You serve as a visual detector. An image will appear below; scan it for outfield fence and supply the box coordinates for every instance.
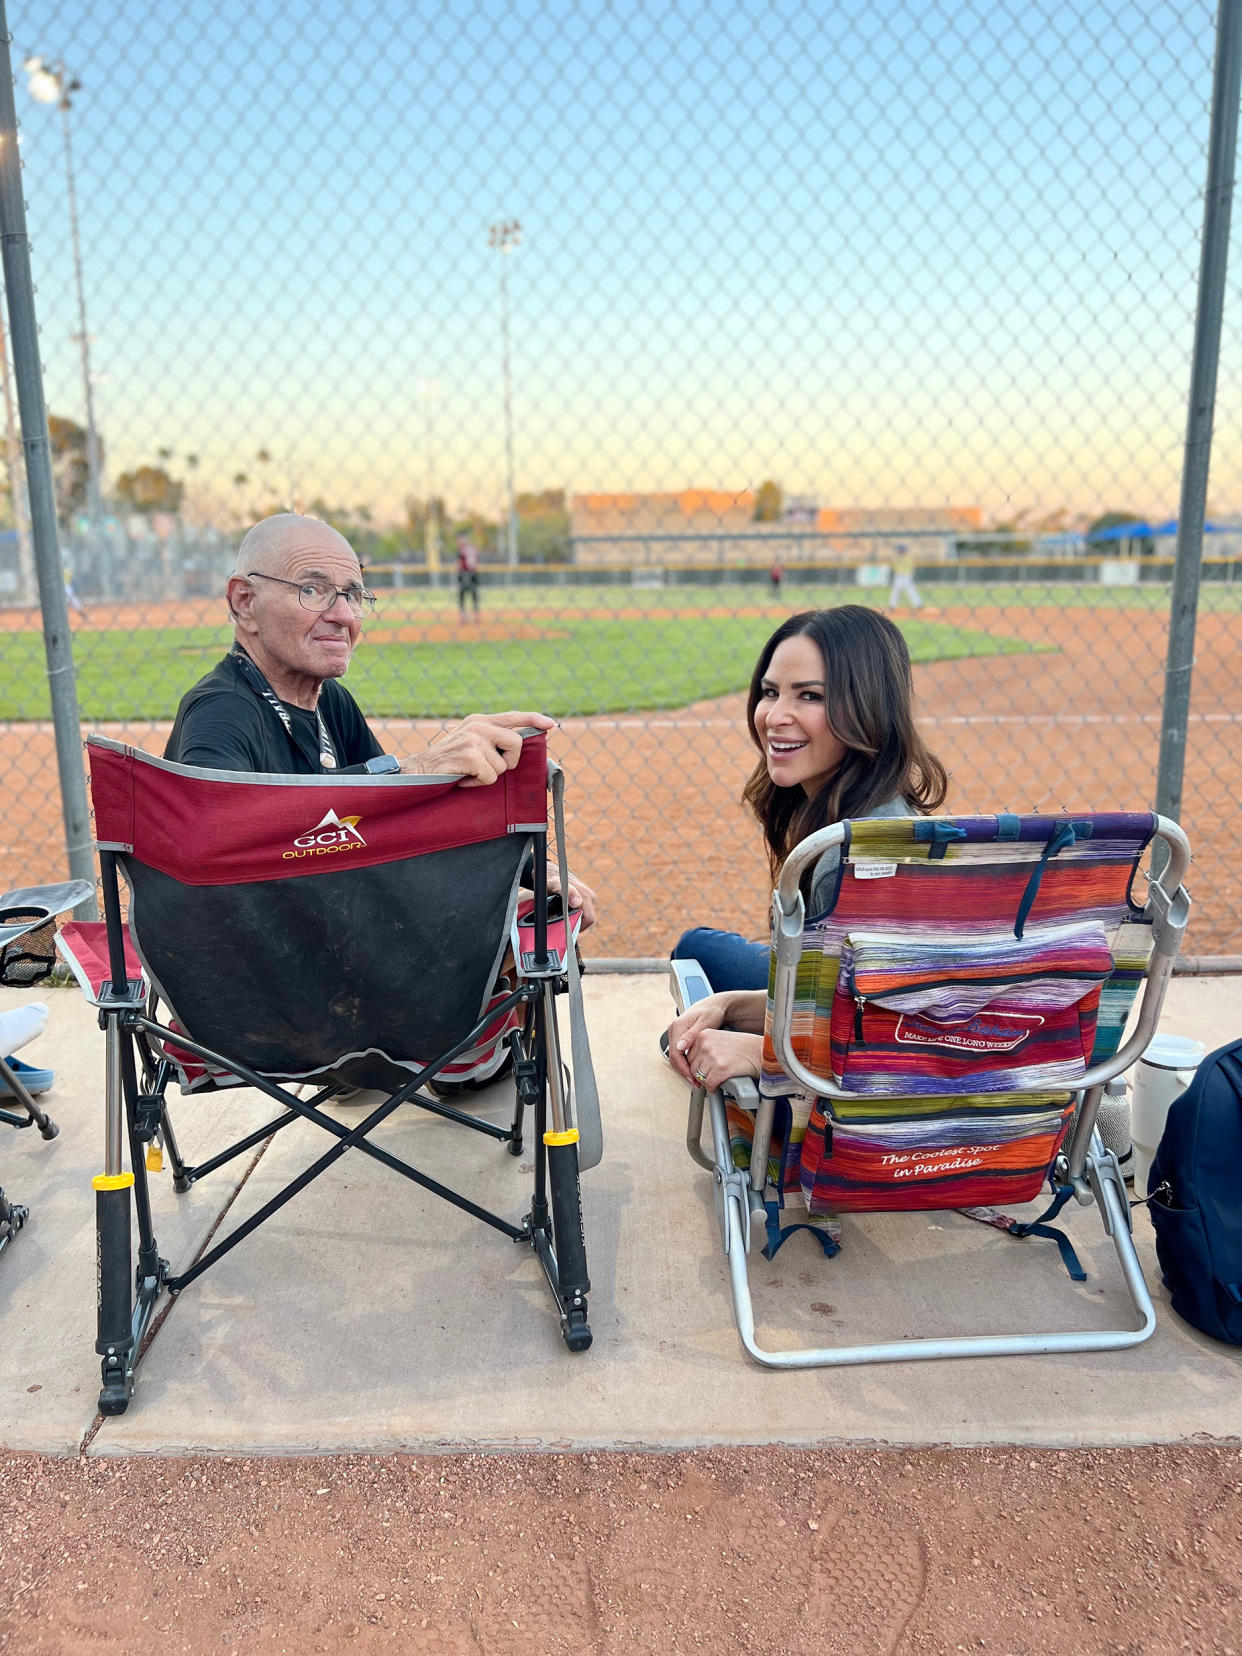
[1,1,1241,961]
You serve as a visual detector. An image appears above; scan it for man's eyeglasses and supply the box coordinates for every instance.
[247,571,376,616]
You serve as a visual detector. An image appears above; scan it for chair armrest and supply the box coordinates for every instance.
[669,959,762,1108]
[668,957,714,1015]
[723,1076,761,1109]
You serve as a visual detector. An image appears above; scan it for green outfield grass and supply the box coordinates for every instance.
[0,612,1040,721]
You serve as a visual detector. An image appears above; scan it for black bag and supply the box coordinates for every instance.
[0,911,56,986]
[1148,1038,1242,1344]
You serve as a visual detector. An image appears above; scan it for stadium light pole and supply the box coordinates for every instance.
[23,55,109,595]
[488,218,521,567]
[417,377,441,583]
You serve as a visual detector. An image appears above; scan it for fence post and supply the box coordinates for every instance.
[0,7,96,909]
[1156,0,1242,843]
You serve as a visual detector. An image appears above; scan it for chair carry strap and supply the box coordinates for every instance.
[762,1200,841,1261]
[1013,822,1079,938]
[1007,1184,1087,1281]
[550,763,603,1170]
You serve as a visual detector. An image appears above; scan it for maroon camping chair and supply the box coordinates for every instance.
[59,732,600,1415]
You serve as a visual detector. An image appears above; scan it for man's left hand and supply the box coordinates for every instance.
[546,863,597,930]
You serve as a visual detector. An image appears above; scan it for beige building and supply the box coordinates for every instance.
[569,490,981,567]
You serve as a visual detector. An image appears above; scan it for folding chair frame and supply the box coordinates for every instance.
[91,830,592,1417]
[0,880,94,1253]
[0,1052,59,1140]
[676,814,1192,1370]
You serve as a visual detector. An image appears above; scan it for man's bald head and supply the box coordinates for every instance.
[231,514,357,580]
[226,514,365,702]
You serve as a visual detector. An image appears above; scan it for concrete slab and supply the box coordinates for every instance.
[2,971,1239,1457]
[51,972,1234,1457]
[0,984,287,1452]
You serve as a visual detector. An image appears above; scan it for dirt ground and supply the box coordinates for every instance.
[1,1443,1239,1654]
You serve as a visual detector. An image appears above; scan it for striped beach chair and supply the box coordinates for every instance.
[675,811,1190,1368]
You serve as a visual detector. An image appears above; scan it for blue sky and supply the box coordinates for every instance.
[8,0,1232,527]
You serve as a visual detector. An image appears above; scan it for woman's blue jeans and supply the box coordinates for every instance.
[670,927,769,994]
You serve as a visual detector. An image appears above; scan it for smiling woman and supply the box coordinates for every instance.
[664,606,948,1093]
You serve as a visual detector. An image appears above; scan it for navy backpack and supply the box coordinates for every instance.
[1147,1037,1242,1345]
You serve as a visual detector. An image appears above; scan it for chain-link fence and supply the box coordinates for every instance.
[2,1,1240,960]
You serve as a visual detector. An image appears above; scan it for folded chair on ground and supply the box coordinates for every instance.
[58,733,600,1414]
[0,881,94,1254]
[673,812,1190,1369]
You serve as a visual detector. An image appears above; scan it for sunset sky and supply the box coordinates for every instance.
[10,0,1236,530]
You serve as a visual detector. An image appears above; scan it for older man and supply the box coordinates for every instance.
[166,512,595,919]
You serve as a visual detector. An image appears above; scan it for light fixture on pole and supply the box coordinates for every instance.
[22,55,108,593]
[488,218,522,567]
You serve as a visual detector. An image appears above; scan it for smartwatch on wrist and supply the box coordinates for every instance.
[363,754,400,775]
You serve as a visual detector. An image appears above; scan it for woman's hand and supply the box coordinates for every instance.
[667,988,768,1087]
[681,1028,764,1093]
[665,995,728,1082]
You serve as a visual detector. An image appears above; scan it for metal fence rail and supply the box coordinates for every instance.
[1,0,1239,961]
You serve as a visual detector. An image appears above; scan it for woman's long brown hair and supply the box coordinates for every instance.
[741,605,948,881]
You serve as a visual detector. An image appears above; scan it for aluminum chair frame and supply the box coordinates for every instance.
[676,813,1191,1369]
[0,881,94,1254]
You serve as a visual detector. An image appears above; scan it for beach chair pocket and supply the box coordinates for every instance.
[829,921,1113,1095]
[801,1096,1077,1213]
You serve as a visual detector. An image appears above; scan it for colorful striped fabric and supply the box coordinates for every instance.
[829,919,1113,1096]
[799,1101,1078,1212]
[751,812,1157,1219]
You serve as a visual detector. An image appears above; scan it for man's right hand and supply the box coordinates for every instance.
[401,710,556,788]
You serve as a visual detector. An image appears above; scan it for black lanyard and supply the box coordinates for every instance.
[229,647,339,771]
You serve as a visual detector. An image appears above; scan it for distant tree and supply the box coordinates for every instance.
[405,494,446,536]
[1085,510,1154,557]
[48,413,105,522]
[115,465,184,514]
[963,518,1033,558]
[449,510,498,558]
[753,479,783,522]
[516,488,569,563]
[306,498,382,562]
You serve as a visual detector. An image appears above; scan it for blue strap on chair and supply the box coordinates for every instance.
[763,1200,841,1261]
[1013,822,1079,937]
[914,820,968,860]
[1008,1184,1087,1281]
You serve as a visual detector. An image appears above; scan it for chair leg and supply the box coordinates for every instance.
[0,1054,58,1139]
[546,1136,591,1350]
[0,1184,28,1255]
[525,982,592,1351]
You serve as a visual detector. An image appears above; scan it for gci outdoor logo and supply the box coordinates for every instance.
[283,809,367,860]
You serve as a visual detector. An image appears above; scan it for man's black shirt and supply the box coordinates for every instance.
[164,653,384,774]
